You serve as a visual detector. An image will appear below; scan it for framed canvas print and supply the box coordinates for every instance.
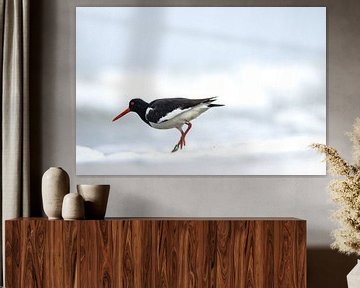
[76,6,326,175]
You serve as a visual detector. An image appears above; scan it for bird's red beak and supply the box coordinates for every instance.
[112,108,131,122]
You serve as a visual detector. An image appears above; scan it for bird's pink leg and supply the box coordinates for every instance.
[172,123,192,153]
[172,127,185,152]
[182,122,192,146]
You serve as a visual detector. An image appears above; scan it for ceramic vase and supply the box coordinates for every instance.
[62,192,85,220]
[77,184,110,219]
[347,259,360,288]
[42,167,70,219]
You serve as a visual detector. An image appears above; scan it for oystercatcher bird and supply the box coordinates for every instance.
[112,97,224,152]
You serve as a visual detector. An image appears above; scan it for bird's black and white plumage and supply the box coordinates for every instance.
[112,97,224,152]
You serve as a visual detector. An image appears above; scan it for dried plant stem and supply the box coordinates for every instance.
[310,143,357,176]
[349,118,360,166]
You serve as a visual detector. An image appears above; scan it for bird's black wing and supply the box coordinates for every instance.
[145,97,217,123]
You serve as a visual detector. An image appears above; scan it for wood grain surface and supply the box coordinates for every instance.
[5,218,306,287]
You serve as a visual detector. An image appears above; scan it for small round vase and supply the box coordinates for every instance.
[62,192,85,220]
[42,167,70,219]
[77,184,110,219]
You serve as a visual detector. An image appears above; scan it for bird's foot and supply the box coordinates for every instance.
[171,143,180,153]
[171,136,187,153]
[171,139,185,153]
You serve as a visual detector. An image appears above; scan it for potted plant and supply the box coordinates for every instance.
[311,118,360,287]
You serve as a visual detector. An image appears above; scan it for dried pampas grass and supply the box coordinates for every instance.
[311,118,360,256]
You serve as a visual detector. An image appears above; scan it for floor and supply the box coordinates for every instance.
[308,248,357,288]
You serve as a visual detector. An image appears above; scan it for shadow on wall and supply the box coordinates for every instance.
[308,248,357,288]
[108,192,183,217]
[29,0,47,216]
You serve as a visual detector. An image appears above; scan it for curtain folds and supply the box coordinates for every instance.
[0,0,30,284]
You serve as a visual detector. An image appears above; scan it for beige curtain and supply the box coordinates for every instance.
[0,0,30,284]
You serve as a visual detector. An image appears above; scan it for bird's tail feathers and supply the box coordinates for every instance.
[204,96,218,103]
[208,103,225,107]
[204,96,224,107]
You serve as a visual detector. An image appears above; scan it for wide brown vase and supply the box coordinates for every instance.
[77,184,110,219]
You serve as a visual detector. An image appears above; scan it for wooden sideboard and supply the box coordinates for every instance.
[5,218,306,287]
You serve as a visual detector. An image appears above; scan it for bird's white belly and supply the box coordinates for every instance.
[150,106,209,129]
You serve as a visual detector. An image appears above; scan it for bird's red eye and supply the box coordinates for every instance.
[130,101,134,106]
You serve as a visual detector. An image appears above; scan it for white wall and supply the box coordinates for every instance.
[30,0,360,247]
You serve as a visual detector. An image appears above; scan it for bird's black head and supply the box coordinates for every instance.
[128,98,148,112]
[112,98,149,123]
